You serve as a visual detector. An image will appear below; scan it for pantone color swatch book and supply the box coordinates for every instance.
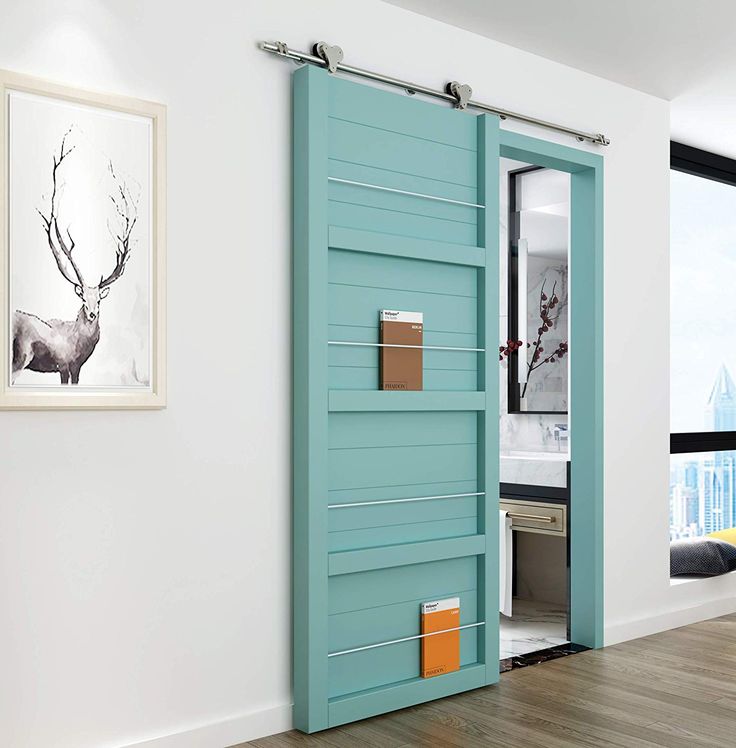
[420,596,460,678]
[379,309,423,390]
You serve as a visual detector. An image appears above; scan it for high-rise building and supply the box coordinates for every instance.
[701,452,736,533]
[705,364,736,431]
[671,484,699,531]
[701,365,736,533]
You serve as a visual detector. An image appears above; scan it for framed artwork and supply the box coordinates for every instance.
[0,70,166,409]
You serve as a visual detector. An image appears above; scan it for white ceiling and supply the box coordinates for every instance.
[384,0,736,158]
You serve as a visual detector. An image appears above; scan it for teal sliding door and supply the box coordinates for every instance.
[293,64,604,734]
[293,64,500,733]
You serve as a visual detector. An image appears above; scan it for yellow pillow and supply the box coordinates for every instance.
[707,528,736,545]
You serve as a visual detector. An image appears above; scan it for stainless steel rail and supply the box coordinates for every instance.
[328,341,485,352]
[328,177,485,209]
[328,491,484,510]
[260,40,610,146]
[328,622,486,658]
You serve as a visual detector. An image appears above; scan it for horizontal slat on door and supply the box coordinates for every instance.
[329,535,486,576]
[328,117,477,188]
[328,176,477,223]
[328,161,479,207]
[329,367,478,391]
[328,479,479,510]
[328,226,485,267]
[330,248,477,297]
[328,391,485,412]
[328,664,486,728]
[328,516,478,552]
[329,496,479,531]
[329,589,478,654]
[329,411,476,449]
[328,75,478,150]
[330,201,478,244]
[329,284,477,332]
[328,556,477,615]
[329,443,476,492]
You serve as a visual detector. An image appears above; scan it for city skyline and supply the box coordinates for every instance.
[670,363,736,539]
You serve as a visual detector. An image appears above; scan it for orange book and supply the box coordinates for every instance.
[420,596,460,678]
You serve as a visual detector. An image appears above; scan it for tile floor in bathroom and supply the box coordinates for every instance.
[499,597,568,659]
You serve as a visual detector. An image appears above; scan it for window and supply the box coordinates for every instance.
[670,143,736,539]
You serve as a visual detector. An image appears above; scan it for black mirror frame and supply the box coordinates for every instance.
[507,164,568,415]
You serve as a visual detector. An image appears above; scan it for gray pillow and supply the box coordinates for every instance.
[670,538,736,576]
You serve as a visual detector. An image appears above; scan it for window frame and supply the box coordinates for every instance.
[670,141,736,455]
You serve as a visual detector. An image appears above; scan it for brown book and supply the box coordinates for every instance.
[379,310,423,391]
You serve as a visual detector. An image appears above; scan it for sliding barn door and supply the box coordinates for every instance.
[293,64,500,733]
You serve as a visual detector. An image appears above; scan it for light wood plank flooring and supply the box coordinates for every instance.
[241,613,736,747]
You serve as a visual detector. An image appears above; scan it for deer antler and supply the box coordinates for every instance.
[37,128,86,288]
[100,160,138,289]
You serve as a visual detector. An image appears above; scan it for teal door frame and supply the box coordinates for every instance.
[501,131,605,648]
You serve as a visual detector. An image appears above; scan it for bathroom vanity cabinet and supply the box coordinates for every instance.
[500,498,566,537]
[500,488,570,646]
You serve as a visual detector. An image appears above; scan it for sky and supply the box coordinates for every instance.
[670,169,736,432]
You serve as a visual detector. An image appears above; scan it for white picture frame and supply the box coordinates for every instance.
[0,70,166,409]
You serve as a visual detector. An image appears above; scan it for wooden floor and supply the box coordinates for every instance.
[242,614,736,747]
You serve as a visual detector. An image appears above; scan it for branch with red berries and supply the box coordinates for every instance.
[500,279,568,399]
[499,338,523,362]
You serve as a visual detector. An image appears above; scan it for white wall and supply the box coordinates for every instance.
[0,1,728,746]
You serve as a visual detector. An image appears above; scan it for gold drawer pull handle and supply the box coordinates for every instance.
[507,512,556,523]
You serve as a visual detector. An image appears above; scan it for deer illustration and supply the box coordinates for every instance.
[12,130,137,385]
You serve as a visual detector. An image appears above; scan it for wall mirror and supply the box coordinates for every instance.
[507,166,570,414]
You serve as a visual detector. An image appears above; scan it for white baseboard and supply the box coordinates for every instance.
[605,597,736,646]
[120,703,293,748]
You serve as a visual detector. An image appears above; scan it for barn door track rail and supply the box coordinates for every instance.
[260,40,610,146]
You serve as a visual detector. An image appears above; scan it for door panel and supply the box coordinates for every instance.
[293,63,499,732]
